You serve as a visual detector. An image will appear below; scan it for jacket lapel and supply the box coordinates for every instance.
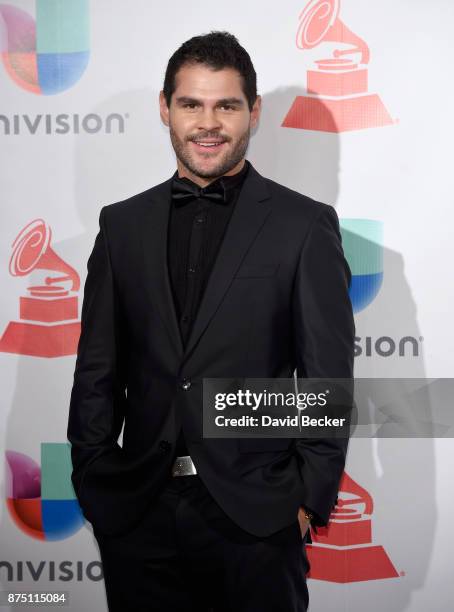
[139,177,185,359]
[183,164,272,362]
[139,163,272,364]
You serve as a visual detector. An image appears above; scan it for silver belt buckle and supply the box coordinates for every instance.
[171,455,197,477]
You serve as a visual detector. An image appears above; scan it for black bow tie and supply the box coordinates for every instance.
[171,176,227,206]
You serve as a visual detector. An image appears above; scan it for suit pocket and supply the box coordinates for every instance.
[234,263,280,278]
[238,437,292,452]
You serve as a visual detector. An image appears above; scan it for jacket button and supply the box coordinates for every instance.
[159,440,171,453]
[181,379,191,390]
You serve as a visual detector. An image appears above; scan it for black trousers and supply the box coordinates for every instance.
[94,474,310,611]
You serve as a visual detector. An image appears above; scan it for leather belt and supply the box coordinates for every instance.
[171,455,197,477]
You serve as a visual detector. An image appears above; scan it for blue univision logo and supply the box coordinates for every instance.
[340,219,383,313]
[6,443,84,541]
[0,0,90,95]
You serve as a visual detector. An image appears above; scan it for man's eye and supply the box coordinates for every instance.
[220,105,234,111]
[183,103,198,109]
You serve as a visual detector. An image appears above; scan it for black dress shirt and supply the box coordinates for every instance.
[167,160,250,458]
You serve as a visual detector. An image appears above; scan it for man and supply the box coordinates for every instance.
[68,31,354,612]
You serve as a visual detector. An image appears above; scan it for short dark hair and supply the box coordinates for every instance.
[163,31,257,111]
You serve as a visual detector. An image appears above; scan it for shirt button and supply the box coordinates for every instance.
[181,379,191,390]
[188,267,196,273]
[196,217,204,223]
[159,440,171,453]
[182,315,189,323]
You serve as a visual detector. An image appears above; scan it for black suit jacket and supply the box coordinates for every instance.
[67,162,355,538]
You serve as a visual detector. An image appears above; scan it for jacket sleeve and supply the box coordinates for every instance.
[67,206,127,521]
[292,204,355,527]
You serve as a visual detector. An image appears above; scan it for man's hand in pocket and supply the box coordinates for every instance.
[297,506,311,538]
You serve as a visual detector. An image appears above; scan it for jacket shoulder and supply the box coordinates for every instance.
[100,177,172,220]
[262,175,333,220]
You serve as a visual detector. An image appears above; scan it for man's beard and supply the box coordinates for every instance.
[169,125,250,180]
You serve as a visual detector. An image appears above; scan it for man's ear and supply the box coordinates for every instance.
[250,94,262,130]
[159,91,170,126]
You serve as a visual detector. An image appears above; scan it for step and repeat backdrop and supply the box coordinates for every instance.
[1,1,453,611]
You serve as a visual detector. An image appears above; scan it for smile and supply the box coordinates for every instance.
[191,141,226,150]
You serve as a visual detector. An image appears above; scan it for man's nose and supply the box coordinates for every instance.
[197,108,222,131]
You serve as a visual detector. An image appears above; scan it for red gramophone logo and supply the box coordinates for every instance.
[307,472,399,582]
[282,0,394,132]
[0,219,81,357]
